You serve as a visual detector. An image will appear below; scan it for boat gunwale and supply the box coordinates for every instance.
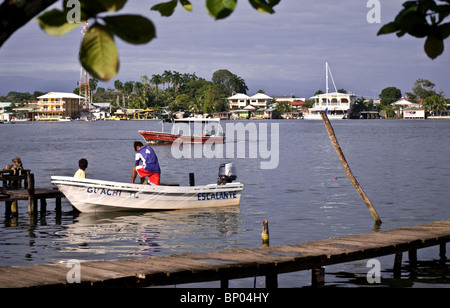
[50,176,244,194]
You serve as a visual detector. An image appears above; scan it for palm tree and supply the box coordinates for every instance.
[423,95,447,116]
[162,70,172,90]
[114,80,123,92]
[151,74,162,94]
[89,78,98,103]
[172,71,182,92]
[114,80,123,106]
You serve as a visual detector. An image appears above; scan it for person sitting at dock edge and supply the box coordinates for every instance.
[131,141,161,185]
[74,158,88,178]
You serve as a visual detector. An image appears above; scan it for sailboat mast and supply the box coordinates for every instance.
[326,62,329,95]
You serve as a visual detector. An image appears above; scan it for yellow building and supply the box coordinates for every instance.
[36,92,84,121]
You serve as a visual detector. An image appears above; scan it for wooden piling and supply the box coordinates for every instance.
[189,173,195,186]
[320,111,382,225]
[27,173,36,214]
[439,243,446,264]
[261,219,269,247]
[408,249,417,269]
[393,252,403,278]
[260,219,277,287]
[11,201,18,216]
[311,267,325,287]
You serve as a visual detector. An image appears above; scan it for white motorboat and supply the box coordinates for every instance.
[51,164,243,213]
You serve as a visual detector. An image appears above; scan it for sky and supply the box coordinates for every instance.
[0,0,449,99]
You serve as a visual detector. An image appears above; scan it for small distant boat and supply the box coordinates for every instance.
[13,118,29,123]
[58,117,72,122]
[139,118,225,144]
[51,163,243,213]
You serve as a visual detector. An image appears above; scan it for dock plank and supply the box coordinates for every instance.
[0,220,449,288]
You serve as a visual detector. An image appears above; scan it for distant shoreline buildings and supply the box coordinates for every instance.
[1,91,450,122]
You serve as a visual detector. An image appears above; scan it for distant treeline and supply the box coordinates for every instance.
[1,69,251,114]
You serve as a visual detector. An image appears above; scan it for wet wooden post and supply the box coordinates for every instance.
[262,220,277,288]
[320,111,382,225]
[262,219,269,247]
[40,198,47,213]
[189,173,195,186]
[5,201,12,217]
[311,267,325,287]
[393,252,403,279]
[220,279,229,288]
[11,200,18,216]
[55,196,62,214]
[408,249,417,270]
[27,173,37,214]
[439,243,446,264]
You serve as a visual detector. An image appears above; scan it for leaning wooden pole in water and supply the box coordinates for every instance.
[320,111,382,225]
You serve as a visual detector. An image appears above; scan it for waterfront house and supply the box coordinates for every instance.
[392,98,420,108]
[0,102,12,112]
[273,97,306,109]
[307,91,356,118]
[228,93,273,110]
[403,107,425,119]
[0,102,13,122]
[249,93,272,109]
[36,92,84,121]
[228,93,250,110]
[393,98,422,118]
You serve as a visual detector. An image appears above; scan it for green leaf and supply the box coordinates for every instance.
[248,0,275,14]
[206,0,237,20]
[180,0,193,12]
[151,0,178,17]
[439,22,450,39]
[104,15,156,44]
[377,22,398,35]
[36,9,81,36]
[424,35,444,59]
[79,24,119,81]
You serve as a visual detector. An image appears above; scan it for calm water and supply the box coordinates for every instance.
[0,119,449,288]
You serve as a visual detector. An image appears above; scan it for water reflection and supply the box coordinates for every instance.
[1,120,449,287]
[51,207,242,261]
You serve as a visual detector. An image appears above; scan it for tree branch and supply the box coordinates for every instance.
[0,0,58,47]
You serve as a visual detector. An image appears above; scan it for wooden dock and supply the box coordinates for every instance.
[0,169,63,216]
[0,220,448,288]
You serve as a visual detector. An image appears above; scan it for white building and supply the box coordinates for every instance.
[403,108,425,119]
[0,102,13,122]
[228,93,250,109]
[249,93,273,108]
[228,93,273,110]
[306,92,357,119]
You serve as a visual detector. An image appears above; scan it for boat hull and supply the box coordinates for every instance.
[303,114,346,120]
[139,130,225,144]
[51,176,243,213]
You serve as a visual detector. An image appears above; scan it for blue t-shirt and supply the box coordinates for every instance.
[135,146,161,173]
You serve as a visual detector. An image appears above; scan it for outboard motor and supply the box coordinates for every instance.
[218,163,237,185]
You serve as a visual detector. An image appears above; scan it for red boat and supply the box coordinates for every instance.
[139,118,225,144]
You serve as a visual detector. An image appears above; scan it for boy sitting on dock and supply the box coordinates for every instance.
[131,141,161,185]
